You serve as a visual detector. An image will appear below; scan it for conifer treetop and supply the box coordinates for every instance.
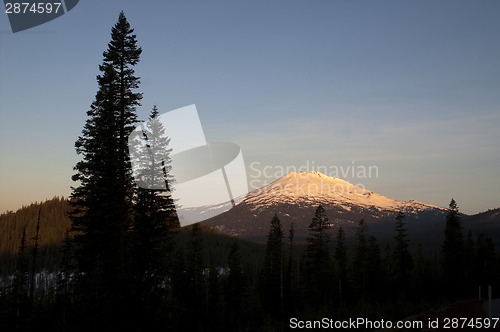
[104,11,142,68]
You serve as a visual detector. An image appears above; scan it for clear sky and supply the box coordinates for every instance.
[1,1,499,215]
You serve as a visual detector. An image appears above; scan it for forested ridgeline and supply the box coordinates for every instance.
[0,197,264,277]
[0,197,70,274]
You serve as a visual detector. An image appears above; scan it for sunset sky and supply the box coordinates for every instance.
[1,1,499,214]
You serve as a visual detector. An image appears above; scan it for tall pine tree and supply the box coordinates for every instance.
[442,198,464,297]
[303,205,333,308]
[284,222,297,315]
[392,211,413,297]
[69,11,142,328]
[259,214,284,316]
[11,226,29,330]
[130,105,179,328]
[352,219,368,301]
[334,226,349,301]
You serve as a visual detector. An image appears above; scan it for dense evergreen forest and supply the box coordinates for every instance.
[1,196,499,331]
[0,197,70,274]
[1,12,499,331]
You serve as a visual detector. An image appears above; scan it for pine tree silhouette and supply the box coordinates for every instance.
[442,199,464,297]
[259,214,284,317]
[303,205,333,308]
[69,11,142,328]
[392,211,413,297]
[130,105,179,328]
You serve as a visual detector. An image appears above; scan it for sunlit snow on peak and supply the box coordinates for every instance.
[244,170,443,213]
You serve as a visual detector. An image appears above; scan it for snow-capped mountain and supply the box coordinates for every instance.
[243,171,442,214]
[196,171,447,239]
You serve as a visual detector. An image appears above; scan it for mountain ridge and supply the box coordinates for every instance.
[242,171,444,213]
[199,171,449,239]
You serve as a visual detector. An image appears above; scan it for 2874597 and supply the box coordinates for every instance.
[5,2,62,14]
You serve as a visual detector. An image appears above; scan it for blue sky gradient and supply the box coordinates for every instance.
[1,1,499,214]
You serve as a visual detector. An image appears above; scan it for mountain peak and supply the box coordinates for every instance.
[243,170,443,214]
[253,170,362,200]
[201,170,447,239]
[287,171,335,179]
[272,170,353,191]
[194,170,450,239]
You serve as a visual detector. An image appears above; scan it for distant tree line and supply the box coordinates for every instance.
[254,201,500,330]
